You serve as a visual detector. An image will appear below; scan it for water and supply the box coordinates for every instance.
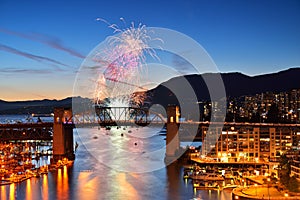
[0,115,232,200]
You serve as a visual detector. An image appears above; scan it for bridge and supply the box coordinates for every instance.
[1,105,300,164]
[0,122,53,141]
[2,119,299,141]
[81,106,167,126]
[0,106,167,140]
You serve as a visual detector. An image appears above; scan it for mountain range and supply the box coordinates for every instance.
[0,98,73,115]
[1,68,300,114]
[148,67,300,107]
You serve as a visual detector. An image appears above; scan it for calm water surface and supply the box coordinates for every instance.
[0,116,232,200]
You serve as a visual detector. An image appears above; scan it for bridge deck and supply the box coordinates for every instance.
[0,122,54,141]
[0,122,53,128]
[1,121,299,141]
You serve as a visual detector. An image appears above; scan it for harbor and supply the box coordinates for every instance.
[1,109,300,199]
[0,121,232,199]
[179,147,300,199]
[0,140,72,186]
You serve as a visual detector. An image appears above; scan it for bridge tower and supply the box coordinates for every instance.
[165,105,180,163]
[53,107,75,162]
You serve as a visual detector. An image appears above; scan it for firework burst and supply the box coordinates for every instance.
[93,19,160,107]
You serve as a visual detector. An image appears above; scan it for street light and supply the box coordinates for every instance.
[284,193,289,197]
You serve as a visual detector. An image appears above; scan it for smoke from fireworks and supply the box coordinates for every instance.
[93,19,160,107]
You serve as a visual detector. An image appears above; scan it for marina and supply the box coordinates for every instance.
[1,110,300,199]
[0,117,232,199]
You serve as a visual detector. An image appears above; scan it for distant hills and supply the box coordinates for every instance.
[1,68,300,114]
[148,67,300,107]
[0,97,73,114]
[220,67,300,97]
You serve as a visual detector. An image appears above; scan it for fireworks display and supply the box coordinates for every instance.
[93,19,159,107]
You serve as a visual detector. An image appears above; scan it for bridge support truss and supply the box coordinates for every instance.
[94,106,165,126]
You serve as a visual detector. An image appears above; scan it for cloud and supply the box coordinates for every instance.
[171,53,195,74]
[0,67,52,74]
[0,28,85,58]
[0,43,71,69]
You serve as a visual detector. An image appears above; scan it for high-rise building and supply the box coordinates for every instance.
[201,123,300,162]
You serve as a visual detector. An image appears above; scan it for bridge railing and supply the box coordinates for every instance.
[93,106,167,126]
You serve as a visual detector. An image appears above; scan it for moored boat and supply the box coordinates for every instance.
[190,172,224,181]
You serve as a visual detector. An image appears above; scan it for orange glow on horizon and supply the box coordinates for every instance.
[1,94,72,102]
[1,75,74,102]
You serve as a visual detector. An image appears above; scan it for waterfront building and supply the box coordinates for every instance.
[226,89,300,123]
[201,124,300,164]
[291,159,300,181]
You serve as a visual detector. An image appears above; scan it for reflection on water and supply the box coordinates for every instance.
[77,171,99,200]
[42,174,48,200]
[63,166,68,197]
[0,127,232,200]
[57,168,62,199]
[25,179,33,200]
[114,173,139,199]
[9,184,15,200]
[56,167,69,200]
[167,163,180,199]
[1,186,5,200]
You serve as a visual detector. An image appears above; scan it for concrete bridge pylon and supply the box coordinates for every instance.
[165,105,180,164]
[52,107,75,162]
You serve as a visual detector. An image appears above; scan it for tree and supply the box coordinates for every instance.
[279,154,289,167]
[266,104,279,123]
[279,155,290,186]
[287,176,300,192]
[250,111,261,123]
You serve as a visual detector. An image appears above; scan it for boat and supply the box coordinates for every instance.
[183,172,191,179]
[193,180,221,190]
[32,172,40,178]
[223,184,238,189]
[39,166,49,175]
[190,173,224,181]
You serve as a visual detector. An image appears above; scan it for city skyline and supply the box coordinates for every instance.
[1,0,300,101]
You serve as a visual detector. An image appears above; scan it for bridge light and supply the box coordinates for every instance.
[170,116,174,123]
[176,106,180,123]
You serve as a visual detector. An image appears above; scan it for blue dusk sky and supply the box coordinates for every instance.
[0,0,299,101]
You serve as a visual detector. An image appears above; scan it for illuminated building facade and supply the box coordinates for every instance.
[291,159,300,181]
[201,123,300,163]
[227,89,300,123]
